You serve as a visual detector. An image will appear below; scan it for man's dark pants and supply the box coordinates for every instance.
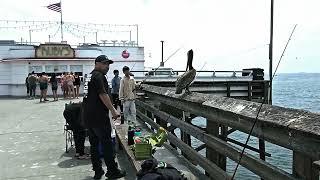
[26,84,29,94]
[111,93,123,112]
[88,125,118,173]
[29,84,36,97]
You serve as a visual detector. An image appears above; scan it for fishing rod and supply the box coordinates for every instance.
[272,24,297,79]
[231,24,297,179]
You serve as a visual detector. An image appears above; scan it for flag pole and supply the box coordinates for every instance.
[60,0,63,42]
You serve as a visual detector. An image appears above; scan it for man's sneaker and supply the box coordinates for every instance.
[93,169,105,179]
[106,169,126,179]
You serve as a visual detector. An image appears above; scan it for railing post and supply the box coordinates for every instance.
[226,83,231,97]
[259,139,266,180]
[264,81,269,103]
[154,102,166,129]
[219,125,227,170]
[206,119,226,172]
[248,81,252,101]
[182,111,192,158]
[146,110,154,130]
[293,151,319,180]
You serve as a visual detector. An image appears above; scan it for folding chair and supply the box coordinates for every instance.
[64,123,74,153]
[64,103,74,153]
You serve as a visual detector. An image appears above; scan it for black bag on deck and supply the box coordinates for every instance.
[137,159,185,180]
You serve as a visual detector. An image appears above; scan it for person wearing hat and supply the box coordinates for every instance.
[83,55,126,179]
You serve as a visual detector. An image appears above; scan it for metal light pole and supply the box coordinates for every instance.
[160,41,164,67]
[269,0,274,105]
[29,30,32,44]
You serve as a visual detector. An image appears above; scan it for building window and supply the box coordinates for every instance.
[45,65,54,73]
[45,65,67,73]
[70,65,83,73]
[29,66,43,73]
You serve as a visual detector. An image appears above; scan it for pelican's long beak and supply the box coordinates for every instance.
[187,49,193,70]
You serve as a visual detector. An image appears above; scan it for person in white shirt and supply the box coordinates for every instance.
[119,66,136,124]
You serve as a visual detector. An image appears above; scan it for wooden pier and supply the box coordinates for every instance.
[116,84,320,180]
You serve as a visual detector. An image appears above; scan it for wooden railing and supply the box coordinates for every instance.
[135,84,320,180]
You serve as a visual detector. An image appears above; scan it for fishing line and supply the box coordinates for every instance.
[272,24,297,80]
[231,24,297,179]
[188,61,207,88]
[139,46,184,84]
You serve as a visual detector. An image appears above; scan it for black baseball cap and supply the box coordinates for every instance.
[95,55,113,64]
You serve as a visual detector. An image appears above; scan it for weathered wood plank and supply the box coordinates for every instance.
[181,111,192,159]
[226,128,237,135]
[206,120,226,171]
[141,84,320,159]
[195,144,206,152]
[136,100,298,180]
[115,119,207,180]
[248,81,252,101]
[137,110,229,180]
[293,151,319,180]
[134,118,208,180]
[115,123,143,172]
[226,138,271,157]
[219,125,228,171]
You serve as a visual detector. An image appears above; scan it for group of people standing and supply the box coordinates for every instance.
[25,71,81,102]
[25,71,52,102]
[60,72,81,99]
[111,67,137,124]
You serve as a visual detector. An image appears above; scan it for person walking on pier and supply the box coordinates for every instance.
[119,66,137,124]
[111,70,123,113]
[83,55,126,179]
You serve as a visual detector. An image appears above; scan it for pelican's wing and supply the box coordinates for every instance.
[175,69,196,89]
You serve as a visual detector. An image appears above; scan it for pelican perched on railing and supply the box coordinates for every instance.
[175,49,196,94]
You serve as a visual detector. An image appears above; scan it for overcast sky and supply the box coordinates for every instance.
[0,0,319,74]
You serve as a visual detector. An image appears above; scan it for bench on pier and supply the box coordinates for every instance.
[115,118,208,180]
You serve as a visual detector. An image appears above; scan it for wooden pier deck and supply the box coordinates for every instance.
[130,84,320,180]
[1,81,320,180]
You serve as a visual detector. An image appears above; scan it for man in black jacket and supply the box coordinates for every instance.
[83,55,126,179]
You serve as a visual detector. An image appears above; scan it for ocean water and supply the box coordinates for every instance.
[188,73,320,179]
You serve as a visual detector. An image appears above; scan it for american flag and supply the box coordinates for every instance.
[47,2,61,13]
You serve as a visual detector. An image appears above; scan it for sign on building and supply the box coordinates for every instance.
[35,44,75,58]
